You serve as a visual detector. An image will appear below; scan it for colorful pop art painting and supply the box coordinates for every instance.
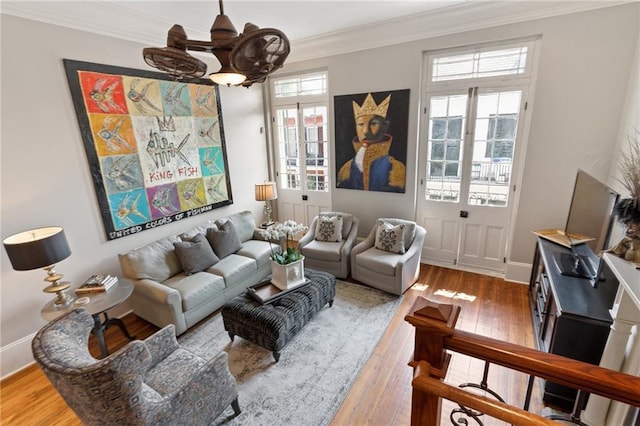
[64,60,233,240]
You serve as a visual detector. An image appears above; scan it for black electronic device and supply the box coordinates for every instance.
[554,170,618,282]
[556,252,596,279]
[564,170,619,253]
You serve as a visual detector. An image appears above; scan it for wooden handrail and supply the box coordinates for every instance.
[412,361,558,426]
[447,330,640,407]
[405,297,640,425]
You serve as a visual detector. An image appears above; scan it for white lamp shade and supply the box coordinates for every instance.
[210,72,247,86]
[255,182,278,201]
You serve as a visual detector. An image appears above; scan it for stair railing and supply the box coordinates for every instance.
[405,297,640,425]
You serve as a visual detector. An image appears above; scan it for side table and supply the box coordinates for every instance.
[41,277,135,358]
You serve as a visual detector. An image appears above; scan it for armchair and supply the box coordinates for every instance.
[32,308,240,425]
[351,218,426,295]
[298,212,359,279]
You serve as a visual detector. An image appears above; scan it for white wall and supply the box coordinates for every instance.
[607,26,640,245]
[282,4,639,281]
[0,15,270,377]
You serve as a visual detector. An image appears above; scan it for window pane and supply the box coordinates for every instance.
[302,106,329,192]
[431,141,444,160]
[425,94,467,203]
[447,118,463,139]
[445,141,460,161]
[273,72,327,98]
[275,108,300,189]
[432,46,528,82]
[468,90,521,207]
[431,119,446,139]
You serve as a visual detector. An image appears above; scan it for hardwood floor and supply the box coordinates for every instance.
[1,264,544,425]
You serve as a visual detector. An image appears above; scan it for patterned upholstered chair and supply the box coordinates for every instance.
[32,308,240,425]
[351,218,426,295]
[297,212,359,279]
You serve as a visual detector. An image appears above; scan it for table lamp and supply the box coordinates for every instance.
[255,182,278,227]
[3,226,74,307]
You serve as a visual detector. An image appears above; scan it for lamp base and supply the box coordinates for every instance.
[260,221,276,229]
[52,291,74,308]
[44,280,74,307]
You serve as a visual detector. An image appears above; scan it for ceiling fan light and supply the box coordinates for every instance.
[143,0,290,87]
[210,72,247,86]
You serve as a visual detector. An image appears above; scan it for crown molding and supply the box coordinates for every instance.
[287,1,630,63]
[0,1,211,47]
[1,1,630,64]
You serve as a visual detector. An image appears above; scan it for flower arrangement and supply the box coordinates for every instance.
[614,129,640,232]
[259,220,308,265]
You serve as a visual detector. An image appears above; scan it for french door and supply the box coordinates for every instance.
[418,85,528,273]
[272,102,331,226]
[416,38,538,274]
[270,72,331,227]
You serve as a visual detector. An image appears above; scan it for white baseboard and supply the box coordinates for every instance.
[505,261,532,284]
[1,309,135,380]
[1,332,37,380]
[421,259,532,285]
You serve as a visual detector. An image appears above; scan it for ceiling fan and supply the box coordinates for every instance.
[143,0,290,87]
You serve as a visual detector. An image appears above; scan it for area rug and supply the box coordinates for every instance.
[177,280,402,426]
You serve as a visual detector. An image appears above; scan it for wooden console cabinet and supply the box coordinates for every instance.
[528,237,618,409]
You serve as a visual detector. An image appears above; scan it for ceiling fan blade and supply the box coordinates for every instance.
[230,28,290,86]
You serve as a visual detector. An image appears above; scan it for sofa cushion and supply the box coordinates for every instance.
[375,220,405,254]
[377,218,416,251]
[301,239,342,262]
[216,211,256,243]
[164,272,225,312]
[236,239,278,268]
[354,247,399,276]
[173,233,219,275]
[206,221,242,259]
[118,235,182,282]
[315,215,343,242]
[207,254,257,287]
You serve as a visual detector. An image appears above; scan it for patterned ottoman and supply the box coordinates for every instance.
[221,269,336,362]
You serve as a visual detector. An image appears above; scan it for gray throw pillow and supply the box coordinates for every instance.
[173,233,219,275]
[206,221,242,258]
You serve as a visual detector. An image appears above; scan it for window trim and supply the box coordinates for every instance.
[426,37,538,89]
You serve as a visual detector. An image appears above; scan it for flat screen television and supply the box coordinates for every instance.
[565,170,619,252]
[555,169,619,280]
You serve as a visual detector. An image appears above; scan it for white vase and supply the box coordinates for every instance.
[271,257,306,291]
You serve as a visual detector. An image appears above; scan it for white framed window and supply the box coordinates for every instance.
[273,72,327,98]
[428,38,536,86]
[423,38,537,206]
[270,71,329,192]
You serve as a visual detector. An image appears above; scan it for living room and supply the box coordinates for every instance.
[1,0,639,411]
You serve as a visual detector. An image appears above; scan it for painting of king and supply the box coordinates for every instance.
[335,89,409,193]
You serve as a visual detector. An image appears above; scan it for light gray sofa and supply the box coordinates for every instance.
[118,211,278,335]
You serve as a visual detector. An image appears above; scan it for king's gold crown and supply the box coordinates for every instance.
[353,93,392,119]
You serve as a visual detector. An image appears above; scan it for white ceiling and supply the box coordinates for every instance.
[1,1,628,63]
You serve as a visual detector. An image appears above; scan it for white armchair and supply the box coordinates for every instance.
[351,218,426,295]
[297,212,359,279]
